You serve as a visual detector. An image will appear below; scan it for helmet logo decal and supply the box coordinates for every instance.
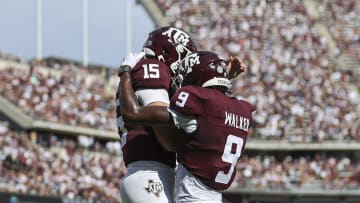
[217,66,224,74]
[182,53,200,74]
[162,28,190,46]
[209,61,227,75]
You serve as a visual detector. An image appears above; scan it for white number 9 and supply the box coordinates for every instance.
[215,134,244,184]
[175,92,189,107]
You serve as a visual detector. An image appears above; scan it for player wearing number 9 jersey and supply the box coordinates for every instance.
[168,51,255,202]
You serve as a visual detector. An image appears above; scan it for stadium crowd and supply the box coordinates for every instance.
[156,0,360,141]
[0,66,117,131]
[0,122,124,203]
[1,0,359,142]
[29,57,117,76]
[1,121,359,203]
[0,0,360,201]
[234,154,360,190]
[317,0,360,59]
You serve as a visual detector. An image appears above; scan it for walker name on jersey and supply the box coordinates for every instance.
[224,111,250,132]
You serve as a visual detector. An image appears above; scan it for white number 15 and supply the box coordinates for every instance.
[142,64,160,79]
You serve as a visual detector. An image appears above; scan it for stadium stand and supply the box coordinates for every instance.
[233,153,359,190]
[148,1,360,201]
[0,0,359,202]
[0,121,124,203]
[152,0,360,142]
[1,120,359,202]
[0,62,117,131]
[317,0,360,61]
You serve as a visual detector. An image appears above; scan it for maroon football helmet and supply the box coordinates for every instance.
[173,51,231,91]
[143,26,197,76]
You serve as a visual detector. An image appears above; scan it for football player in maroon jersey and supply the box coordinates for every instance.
[119,51,252,202]
[169,51,255,202]
[116,26,197,203]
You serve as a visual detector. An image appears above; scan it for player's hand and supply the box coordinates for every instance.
[227,56,247,79]
[121,51,145,68]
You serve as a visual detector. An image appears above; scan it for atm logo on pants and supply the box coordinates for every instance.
[145,180,163,197]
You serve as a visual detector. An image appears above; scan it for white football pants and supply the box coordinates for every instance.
[175,163,223,203]
[120,161,175,203]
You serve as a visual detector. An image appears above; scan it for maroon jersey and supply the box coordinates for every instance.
[116,58,176,168]
[170,86,255,190]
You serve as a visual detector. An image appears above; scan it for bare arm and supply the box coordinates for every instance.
[152,126,180,152]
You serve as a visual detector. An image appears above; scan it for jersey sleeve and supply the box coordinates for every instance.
[169,86,205,117]
[130,58,171,106]
[135,89,169,106]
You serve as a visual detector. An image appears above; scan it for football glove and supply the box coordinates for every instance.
[121,51,145,68]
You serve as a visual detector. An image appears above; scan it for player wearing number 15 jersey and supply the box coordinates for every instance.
[117,26,197,203]
[168,51,255,202]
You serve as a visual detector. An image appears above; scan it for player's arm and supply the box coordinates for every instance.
[152,125,182,152]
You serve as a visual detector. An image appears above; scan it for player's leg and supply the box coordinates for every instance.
[120,161,175,203]
[175,163,222,203]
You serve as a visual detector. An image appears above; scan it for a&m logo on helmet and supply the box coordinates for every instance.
[180,53,200,74]
[162,27,190,46]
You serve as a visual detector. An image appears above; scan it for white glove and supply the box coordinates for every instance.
[167,108,198,134]
[121,51,145,68]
